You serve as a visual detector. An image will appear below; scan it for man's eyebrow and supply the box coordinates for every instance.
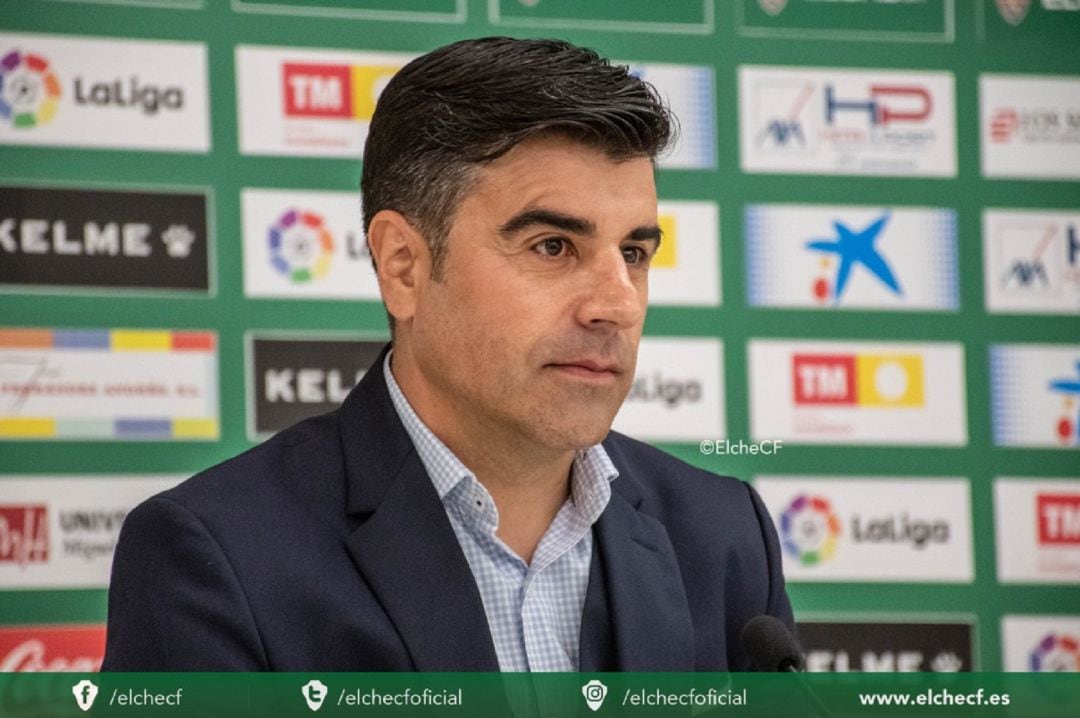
[498,209,663,247]
[629,225,663,246]
[498,209,596,237]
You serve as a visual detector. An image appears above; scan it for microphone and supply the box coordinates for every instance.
[740,615,805,672]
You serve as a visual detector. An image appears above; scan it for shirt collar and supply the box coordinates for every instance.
[382,350,618,524]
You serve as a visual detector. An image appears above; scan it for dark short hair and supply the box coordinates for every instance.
[361,36,676,282]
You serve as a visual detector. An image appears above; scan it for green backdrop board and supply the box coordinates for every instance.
[1,0,1079,674]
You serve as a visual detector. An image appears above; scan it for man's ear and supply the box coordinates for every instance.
[366,209,431,324]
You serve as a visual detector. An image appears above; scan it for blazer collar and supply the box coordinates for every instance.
[338,344,500,671]
[580,443,696,671]
[337,345,694,671]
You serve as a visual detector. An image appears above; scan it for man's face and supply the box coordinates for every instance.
[406,134,659,453]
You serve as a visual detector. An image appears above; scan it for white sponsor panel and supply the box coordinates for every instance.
[0,33,209,152]
[980,74,1080,179]
[626,63,715,169]
[995,478,1080,584]
[0,476,183,588]
[746,204,958,310]
[754,477,973,582]
[1001,615,1080,672]
[983,210,1080,314]
[0,328,218,441]
[748,340,967,445]
[612,337,724,442]
[241,188,379,300]
[739,65,956,176]
[236,45,414,157]
[651,201,720,306]
[990,344,1080,448]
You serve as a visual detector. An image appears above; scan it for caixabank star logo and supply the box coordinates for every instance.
[780,494,841,567]
[0,49,60,129]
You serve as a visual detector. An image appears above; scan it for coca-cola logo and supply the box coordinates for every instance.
[0,626,104,672]
[0,505,49,566]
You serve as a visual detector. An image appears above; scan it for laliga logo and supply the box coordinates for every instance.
[780,494,841,567]
[1030,633,1080,672]
[0,49,61,129]
[268,209,335,284]
[1049,362,1080,446]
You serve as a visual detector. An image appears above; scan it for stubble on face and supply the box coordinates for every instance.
[399,135,658,461]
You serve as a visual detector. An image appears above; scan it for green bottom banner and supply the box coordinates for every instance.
[1,673,1077,717]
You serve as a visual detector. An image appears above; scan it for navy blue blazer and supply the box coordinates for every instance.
[102,346,795,671]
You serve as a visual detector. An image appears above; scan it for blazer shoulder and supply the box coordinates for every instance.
[156,409,344,524]
[602,430,751,505]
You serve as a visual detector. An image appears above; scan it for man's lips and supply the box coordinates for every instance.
[546,359,623,379]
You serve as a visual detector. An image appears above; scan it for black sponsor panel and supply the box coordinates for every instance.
[251,337,384,436]
[798,620,974,672]
[0,186,209,291]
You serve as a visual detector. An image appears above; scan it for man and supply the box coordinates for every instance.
[103,37,794,672]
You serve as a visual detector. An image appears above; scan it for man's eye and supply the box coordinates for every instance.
[534,237,568,257]
[622,246,649,265]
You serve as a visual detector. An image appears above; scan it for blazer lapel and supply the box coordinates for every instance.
[338,345,500,671]
[583,473,696,671]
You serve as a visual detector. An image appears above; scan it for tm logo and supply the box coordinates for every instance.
[0,49,61,129]
[780,494,841,566]
[1049,362,1080,446]
[806,213,902,304]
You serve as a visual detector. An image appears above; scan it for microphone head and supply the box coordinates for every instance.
[741,615,804,672]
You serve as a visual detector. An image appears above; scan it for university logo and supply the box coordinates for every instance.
[268,209,335,284]
[996,0,1032,25]
[0,49,61,129]
[282,62,397,122]
[1049,362,1080,445]
[780,494,841,566]
[0,505,49,567]
[1030,633,1080,672]
[793,353,925,408]
[807,213,900,304]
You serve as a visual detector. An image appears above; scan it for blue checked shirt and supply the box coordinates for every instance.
[383,352,617,671]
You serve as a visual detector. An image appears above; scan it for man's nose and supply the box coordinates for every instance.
[575,249,645,329]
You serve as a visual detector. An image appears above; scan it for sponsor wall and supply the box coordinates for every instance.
[1,0,1077,673]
